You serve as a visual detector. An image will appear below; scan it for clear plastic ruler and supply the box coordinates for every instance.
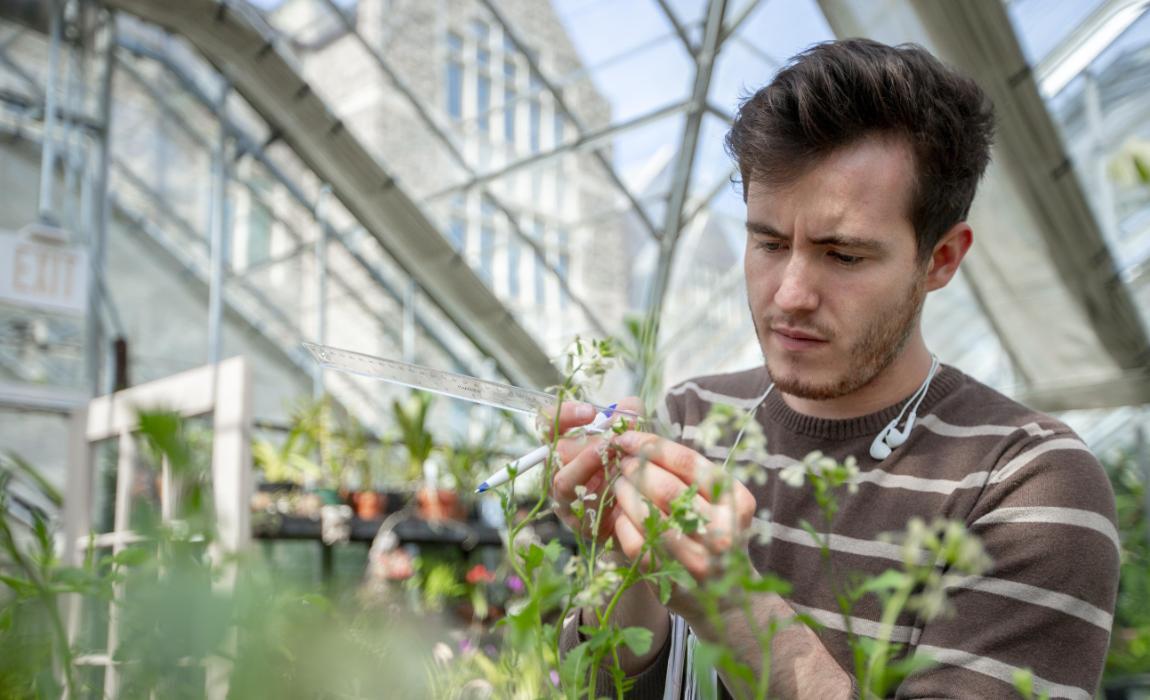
[303,342,623,418]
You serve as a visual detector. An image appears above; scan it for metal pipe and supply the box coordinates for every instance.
[38,0,63,223]
[314,183,330,398]
[646,0,729,343]
[62,0,86,234]
[404,279,416,363]
[86,10,115,396]
[115,39,482,378]
[207,84,230,365]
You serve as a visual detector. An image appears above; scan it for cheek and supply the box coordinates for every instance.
[743,256,776,306]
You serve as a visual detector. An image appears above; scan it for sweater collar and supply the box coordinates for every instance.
[758,364,965,440]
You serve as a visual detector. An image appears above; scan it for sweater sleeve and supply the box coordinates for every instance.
[896,430,1119,699]
[559,610,674,698]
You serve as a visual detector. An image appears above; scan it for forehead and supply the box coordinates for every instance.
[746,136,917,235]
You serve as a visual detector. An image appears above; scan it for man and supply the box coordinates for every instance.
[550,39,1118,699]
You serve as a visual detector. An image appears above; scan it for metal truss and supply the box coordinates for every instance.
[113,38,487,378]
[314,0,608,339]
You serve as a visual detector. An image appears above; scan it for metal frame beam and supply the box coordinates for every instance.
[314,0,608,338]
[114,41,478,375]
[654,0,697,56]
[426,99,691,201]
[646,0,729,344]
[106,0,561,391]
[477,0,664,243]
[1035,0,1150,97]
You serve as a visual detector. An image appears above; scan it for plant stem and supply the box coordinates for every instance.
[863,581,913,696]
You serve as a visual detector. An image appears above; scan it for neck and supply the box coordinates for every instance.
[780,333,934,420]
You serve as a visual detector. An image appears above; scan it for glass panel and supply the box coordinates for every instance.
[90,439,118,536]
[1007,0,1108,65]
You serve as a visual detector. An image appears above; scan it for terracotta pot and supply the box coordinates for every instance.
[417,487,463,521]
[353,490,386,520]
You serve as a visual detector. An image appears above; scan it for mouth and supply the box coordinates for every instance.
[770,326,829,351]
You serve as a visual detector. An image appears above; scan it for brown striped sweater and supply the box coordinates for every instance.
[560,364,1119,699]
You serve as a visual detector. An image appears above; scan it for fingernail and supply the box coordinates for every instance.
[575,404,595,421]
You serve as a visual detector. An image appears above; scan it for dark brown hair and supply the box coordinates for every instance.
[725,38,995,260]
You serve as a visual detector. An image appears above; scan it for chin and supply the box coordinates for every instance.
[764,355,855,401]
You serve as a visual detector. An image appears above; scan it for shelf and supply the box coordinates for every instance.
[252,514,576,549]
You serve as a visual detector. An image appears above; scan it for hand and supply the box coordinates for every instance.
[607,430,757,616]
[545,397,643,544]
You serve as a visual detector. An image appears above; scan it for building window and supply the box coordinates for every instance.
[449,217,466,250]
[529,72,542,153]
[557,228,570,309]
[553,112,565,148]
[473,20,490,134]
[533,220,546,307]
[503,61,517,146]
[507,232,520,298]
[446,32,463,120]
[479,197,496,284]
[477,71,491,133]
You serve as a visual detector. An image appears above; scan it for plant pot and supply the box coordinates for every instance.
[417,487,464,521]
[353,490,387,520]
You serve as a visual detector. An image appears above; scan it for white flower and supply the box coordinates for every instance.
[563,556,582,576]
[749,508,773,546]
[779,462,806,488]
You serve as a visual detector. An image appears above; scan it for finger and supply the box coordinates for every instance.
[553,432,606,466]
[612,477,711,580]
[617,456,712,519]
[613,431,758,517]
[552,440,611,503]
[701,503,745,553]
[611,431,726,501]
[612,509,650,568]
[537,400,596,439]
[540,396,645,440]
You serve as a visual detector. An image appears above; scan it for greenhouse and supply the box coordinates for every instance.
[0,0,1147,697]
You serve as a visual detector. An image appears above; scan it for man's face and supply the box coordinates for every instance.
[744,136,929,400]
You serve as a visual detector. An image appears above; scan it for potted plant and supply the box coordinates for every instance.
[392,392,463,521]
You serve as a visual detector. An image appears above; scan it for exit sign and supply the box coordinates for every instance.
[0,224,88,315]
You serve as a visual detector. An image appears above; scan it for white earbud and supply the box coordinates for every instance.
[869,431,894,460]
[884,415,913,448]
[869,416,901,460]
[869,356,939,461]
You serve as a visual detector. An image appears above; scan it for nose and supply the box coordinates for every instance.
[773,258,819,313]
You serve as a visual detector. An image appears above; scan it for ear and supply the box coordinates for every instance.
[925,222,973,292]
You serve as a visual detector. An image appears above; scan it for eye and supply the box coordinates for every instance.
[755,239,785,253]
[829,251,863,266]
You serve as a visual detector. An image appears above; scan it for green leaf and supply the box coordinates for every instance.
[619,626,652,656]
[741,572,792,596]
[112,547,152,569]
[136,410,193,474]
[658,574,673,604]
[0,574,36,597]
[1,452,63,506]
[1012,668,1035,699]
[853,569,907,598]
[1134,154,1150,185]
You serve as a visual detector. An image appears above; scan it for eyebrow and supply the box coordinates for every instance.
[745,221,887,254]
